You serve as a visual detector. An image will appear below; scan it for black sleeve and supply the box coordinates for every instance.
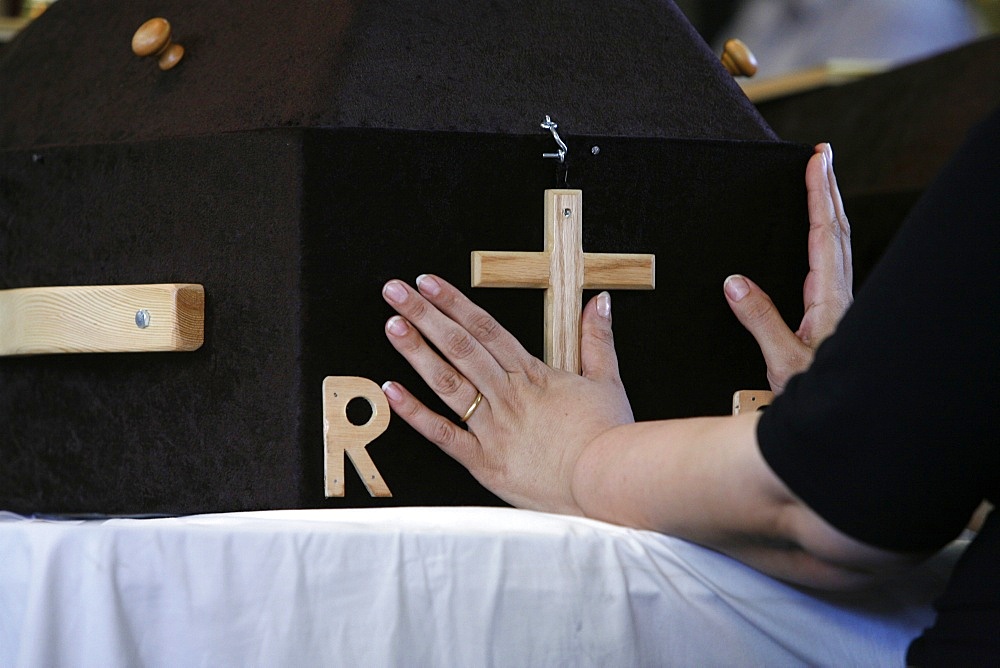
[757,108,1000,554]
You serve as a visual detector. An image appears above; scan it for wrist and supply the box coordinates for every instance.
[569,423,634,525]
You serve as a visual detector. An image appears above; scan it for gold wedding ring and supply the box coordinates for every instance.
[460,391,484,422]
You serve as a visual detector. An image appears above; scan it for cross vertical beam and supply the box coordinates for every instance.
[471,190,655,374]
[545,190,585,372]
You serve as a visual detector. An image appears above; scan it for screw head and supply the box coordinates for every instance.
[591,146,600,155]
[563,208,572,218]
[135,309,151,329]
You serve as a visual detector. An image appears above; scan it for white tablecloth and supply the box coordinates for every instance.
[0,507,960,667]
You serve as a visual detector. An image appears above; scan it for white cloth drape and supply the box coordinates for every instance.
[0,507,961,667]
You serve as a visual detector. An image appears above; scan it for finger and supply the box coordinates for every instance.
[413,274,543,378]
[724,275,810,382]
[384,313,487,422]
[382,279,506,392]
[823,144,853,290]
[381,380,481,468]
[804,145,852,309]
[580,292,622,384]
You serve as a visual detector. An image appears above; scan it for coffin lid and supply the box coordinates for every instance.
[0,0,777,149]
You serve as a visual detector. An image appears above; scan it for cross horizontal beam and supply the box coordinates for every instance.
[471,190,654,374]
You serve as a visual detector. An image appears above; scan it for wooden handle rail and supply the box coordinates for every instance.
[0,283,204,356]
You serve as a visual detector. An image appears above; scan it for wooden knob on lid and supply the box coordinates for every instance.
[721,38,757,78]
[132,18,184,70]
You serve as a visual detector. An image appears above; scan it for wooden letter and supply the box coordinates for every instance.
[323,376,392,497]
[732,390,774,415]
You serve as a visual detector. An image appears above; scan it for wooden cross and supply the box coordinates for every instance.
[471,189,655,374]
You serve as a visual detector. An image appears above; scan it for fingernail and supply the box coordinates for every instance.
[386,315,409,336]
[383,280,408,304]
[597,291,611,319]
[725,275,750,302]
[824,143,833,163]
[416,274,441,297]
[381,381,403,401]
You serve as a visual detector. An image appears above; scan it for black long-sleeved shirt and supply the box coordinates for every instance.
[759,108,1000,664]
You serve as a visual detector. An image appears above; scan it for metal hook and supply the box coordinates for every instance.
[541,115,568,163]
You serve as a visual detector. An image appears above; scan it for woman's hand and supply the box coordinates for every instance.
[380,276,634,514]
[724,143,853,393]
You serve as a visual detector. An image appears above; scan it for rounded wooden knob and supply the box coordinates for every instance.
[132,17,184,71]
[721,38,757,78]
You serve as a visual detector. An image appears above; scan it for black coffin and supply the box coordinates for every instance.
[0,130,809,513]
[1,0,810,514]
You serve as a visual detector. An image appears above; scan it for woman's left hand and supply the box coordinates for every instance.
[380,275,635,514]
[723,144,853,393]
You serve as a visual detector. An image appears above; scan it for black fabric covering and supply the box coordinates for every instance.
[1,0,810,513]
[0,0,775,148]
[0,130,810,513]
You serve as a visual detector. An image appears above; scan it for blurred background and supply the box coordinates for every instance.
[677,0,996,79]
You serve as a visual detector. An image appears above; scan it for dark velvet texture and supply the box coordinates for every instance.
[1,133,306,513]
[0,0,776,149]
[0,129,810,514]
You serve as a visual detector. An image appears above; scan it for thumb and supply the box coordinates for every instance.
[580,292,622,383]
[724,275,806,374]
